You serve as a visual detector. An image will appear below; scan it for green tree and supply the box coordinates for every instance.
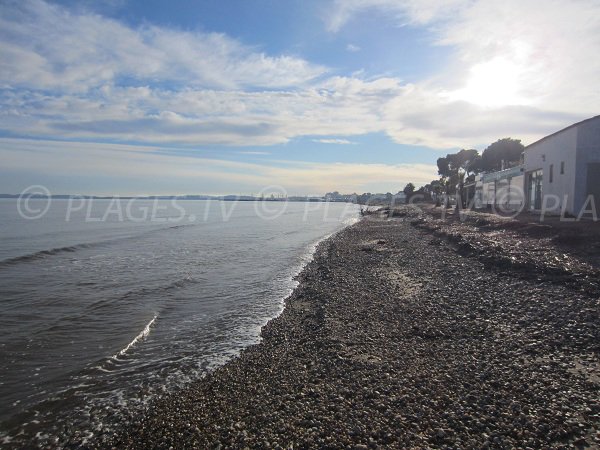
[436,149,482,207]
[481,138,524,172]
[429,179,443,195]
[403,182,416,203]
[446,149,479,177]
[449,149,480,207]
[437,157,451,178]
[437,149,480,194]
[437,156,454,197]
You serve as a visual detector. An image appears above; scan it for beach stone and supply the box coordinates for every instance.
[93,206,600,450]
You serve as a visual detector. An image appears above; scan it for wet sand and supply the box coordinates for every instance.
[97,206,599,449]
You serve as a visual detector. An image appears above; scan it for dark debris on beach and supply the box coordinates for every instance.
[91,206,599,450]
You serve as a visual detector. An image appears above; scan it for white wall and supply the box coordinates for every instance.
[480,174,525,210]
[505,174,525,209]
[575,117,600,213]
[524,126,578,214]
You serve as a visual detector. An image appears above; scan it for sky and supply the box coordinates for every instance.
[0,0,598,196]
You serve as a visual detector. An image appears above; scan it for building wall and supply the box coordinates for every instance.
[575,116,600,214]
[480,175,525,210]
[482,180,495,207]
[478,167,525,210]
[505,174,525,209]
[524,126,578,214]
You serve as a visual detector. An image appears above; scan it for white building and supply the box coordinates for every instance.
[523,115,600,216]
[474,166,525,211]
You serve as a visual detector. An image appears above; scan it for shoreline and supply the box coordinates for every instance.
[97,207,598,449]
[248,216,361,358]
[0,209,360,449]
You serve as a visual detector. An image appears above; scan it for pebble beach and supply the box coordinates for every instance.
[98,205,599,449]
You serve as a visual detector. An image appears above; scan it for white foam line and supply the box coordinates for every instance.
[115,314,158,358]
[343,217,360,226]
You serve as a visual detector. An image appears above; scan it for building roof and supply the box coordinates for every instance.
[482,165,524,183]
[525,115,600,150]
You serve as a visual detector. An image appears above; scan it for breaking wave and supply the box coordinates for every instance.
[0,243,99,268]
[0,224,194,269]
[115,314,158,358]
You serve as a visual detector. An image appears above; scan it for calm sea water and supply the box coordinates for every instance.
[0,199,359,446]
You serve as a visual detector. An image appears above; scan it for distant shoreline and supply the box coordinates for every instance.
[0,194,342,202]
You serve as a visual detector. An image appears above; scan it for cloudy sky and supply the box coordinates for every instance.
[1,0,598,195]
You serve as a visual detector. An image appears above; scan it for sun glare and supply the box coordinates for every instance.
[451,57,528,107]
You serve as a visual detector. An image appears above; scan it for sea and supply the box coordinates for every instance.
[0,198,359,447]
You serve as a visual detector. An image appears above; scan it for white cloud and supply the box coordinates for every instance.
[0,138,437,194]
[346,44,361,52]
[0,74,579,149]
[327,0,600,117]
[438,0,600,114]
[0,0,597,153]
[313,138,357,145]
[0,77,402,146]
[326,0,469,32]
[237,151,271,155]
[0,0,326,92]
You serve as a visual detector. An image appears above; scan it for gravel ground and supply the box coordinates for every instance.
[96,206,599,449]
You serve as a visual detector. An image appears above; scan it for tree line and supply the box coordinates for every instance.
[337,137,525,206]
[421,137,525,199]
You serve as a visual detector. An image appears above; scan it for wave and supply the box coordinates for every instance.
[254,212,360,332]
[86,276,198,314]
[119,277,198,301]
[343,217,360,226]
[0,243,99,268]
[0,223,194,270]
[114,314,158,358]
